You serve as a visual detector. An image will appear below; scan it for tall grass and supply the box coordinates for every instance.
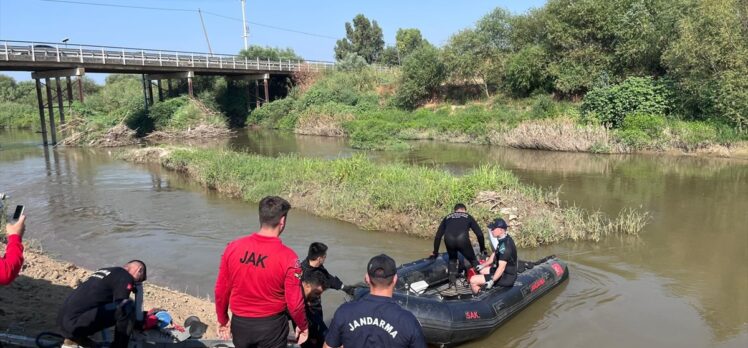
[124,147,648,247]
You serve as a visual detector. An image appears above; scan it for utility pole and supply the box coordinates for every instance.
[198,8,214,56]
[240,0,249,50]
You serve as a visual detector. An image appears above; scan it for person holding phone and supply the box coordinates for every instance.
[1,205,26,285]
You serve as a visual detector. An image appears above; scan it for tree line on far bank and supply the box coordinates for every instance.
[333,0,747,133]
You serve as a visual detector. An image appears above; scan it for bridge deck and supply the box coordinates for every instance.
[0,40,335,75]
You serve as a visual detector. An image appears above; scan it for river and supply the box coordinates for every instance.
[1,129,746,347]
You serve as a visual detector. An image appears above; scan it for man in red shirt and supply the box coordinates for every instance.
[215,196,308,348]
[1,214,26,286]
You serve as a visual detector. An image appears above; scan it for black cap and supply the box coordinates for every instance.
[367,254,397,279]
[487,218,508,230]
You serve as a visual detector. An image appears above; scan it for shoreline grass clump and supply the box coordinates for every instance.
[123,147,648,248]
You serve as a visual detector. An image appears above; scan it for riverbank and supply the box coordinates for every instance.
[0,238,218,338]
[123,147,647,248]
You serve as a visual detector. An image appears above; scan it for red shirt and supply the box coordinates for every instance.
[214,233,307,331]
[0,234,24,285]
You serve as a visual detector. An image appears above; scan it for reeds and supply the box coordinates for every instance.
[124,147,649,248]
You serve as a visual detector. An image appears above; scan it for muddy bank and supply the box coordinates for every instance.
[0,239,218,339]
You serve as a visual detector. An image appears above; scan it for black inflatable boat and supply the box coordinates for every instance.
[356,254,569,346]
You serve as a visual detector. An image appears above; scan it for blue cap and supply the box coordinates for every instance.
[155,311,172,328]
[487,218,508,230]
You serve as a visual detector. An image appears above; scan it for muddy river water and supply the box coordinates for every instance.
[1,129,746,347]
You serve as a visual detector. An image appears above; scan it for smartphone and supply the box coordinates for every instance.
[9,205,24,223]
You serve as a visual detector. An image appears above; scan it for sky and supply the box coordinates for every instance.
[0,0,546,82]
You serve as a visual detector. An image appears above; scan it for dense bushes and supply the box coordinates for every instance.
[581,77,671,128]
[394,45,446,109]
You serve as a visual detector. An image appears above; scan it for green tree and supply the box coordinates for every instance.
[394,45,446,109]
[239,46,302,61]
[443,29,503,97]
[334,14,385,64]
[664,0,748,131]
[379,46,400,67]
[395,28,426,60]
[504,45,551,96]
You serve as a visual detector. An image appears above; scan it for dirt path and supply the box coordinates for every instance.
[0,240,219,339]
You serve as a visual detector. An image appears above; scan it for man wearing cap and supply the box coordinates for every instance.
[430,203,487,290]
[324,254,427,348]
[469,218,517,294]
[58,260,147,348]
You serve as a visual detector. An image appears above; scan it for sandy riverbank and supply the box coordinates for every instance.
[0,239,219,339]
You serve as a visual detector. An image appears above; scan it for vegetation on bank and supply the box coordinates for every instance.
[123,147,648,248]
[248,0,748,154]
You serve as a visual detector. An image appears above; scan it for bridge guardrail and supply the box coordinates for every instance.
[0,40,342,73]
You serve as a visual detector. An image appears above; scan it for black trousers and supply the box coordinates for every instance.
[231,313,289,348]
[301,307,326,348]
[445,232,479,283]
[58,300,133,348]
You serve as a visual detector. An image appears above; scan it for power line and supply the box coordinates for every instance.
[37,0,337,40]
[40,0,193,12]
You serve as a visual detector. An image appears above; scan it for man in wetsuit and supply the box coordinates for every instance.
[431,203,487,289]
[215,196,308,348]
[300,268,328,348]
[58,260,147,348]
[300,243,353,348]
[323,254,426,348]
[470,218,517,294]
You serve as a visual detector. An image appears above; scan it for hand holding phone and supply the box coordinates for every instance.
[6,205,26,238]
[10,205,24,223]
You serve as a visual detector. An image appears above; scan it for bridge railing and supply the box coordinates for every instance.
[0,40,338,73]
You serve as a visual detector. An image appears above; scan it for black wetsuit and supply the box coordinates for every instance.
[300,259,344,348]
[433,212,487,267]
[57,267,135,348]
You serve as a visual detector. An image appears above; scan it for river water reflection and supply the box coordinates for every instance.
[1,129,746,347]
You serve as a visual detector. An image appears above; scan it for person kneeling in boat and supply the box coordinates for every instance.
[470,218,517,294]
[58,260,147,348]
[430,203,487,290]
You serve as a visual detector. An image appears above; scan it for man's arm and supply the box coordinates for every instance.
[285,262,308,332]
[214,245,233,327]
[319,265,344,290]
[1,216,25,286]
[492,260,507,282]
[468,215,486,253]
[432,218,447,254]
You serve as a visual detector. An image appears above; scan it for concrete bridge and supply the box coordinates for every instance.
[0,40,337,145]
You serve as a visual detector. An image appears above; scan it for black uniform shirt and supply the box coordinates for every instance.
[493,234,518,275]
[433,212,486,254]
[60,267,135,320]
[325,294,427,348]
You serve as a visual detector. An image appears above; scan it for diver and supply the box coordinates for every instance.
[430,203,487,290]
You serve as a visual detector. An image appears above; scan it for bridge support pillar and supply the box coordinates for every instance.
[65,77,74,107]
[145,71,195,99]
[31,68,83,145]
[44,78,58,145]
[264,77,270,106]
[55,78,65,125]
[147,81,154,105]
[34,79,48,146]
[156,80,164,102]
[226,74,270,108]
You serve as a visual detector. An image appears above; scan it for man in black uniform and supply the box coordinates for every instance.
[58,260,147,348]
[470,218,517,294]
[431,203,487,289]
[324,254,426,348]
[301,242,352,348]
[300,268,328,348]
